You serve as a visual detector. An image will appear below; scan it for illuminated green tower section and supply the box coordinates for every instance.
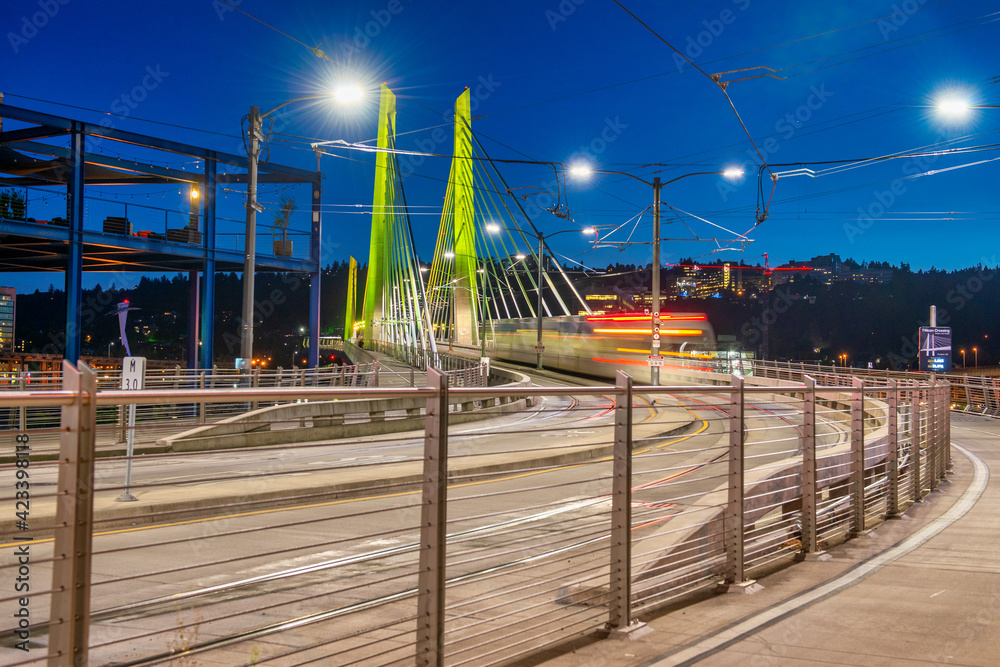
[362,84,396,346]
[345,255,357,341]
[451,88,479,345]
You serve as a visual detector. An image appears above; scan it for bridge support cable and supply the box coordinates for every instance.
[468,130,592,316]
[385,124,430,365]
[468,161,535,319]
[470,162,561,319]
[389,125,440,368]
[360,84,436,366]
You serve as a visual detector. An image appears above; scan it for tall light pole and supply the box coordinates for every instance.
[240,85,363,371]
[973,346,978,368]
[569,165,744,384]
[960,348,966,368]
[486,223,594,371]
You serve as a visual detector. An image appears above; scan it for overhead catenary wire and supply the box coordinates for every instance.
[472,0,965,120]
[215,0,333,62]
[611,0,775,190]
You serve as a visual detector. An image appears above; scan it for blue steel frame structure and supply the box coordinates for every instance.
[0,104,323,368]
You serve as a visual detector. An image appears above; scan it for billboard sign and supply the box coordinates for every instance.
[918,327,951,372]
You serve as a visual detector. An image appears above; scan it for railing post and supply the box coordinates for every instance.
[886,379,902,518]
[929,383,941,492]
[48,361,97,667]
[198,371,207,424]
[417,368,448,666]
[936,384,946,475]
[799,376,824,558]
[251,366,260,412]
[944,382,953,472]
[722,374,758,592]
[911,387,924,503]
[849,377,867,536]
[608,371,635,632]
[933,383,947,481]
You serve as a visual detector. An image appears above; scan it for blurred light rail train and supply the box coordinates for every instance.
[491,312,717,384]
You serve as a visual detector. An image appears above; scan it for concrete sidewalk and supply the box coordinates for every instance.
[527,415,1000,667]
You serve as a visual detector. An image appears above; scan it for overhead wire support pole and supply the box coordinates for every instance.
[651,176,661,386]
[241,105,263,372]
[570,167,740,385]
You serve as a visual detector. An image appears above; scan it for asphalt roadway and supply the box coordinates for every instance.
[525,411,1000,667]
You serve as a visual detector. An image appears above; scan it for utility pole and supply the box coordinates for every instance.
[240,106,263,369]
[762,290,770,361]
[650,177,662,386]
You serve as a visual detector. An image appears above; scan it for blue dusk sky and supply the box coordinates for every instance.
[1,0,998,294]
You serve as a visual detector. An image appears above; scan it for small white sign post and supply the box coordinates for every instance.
[116,356,146,502]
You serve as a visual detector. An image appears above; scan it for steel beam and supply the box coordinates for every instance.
[63,124,85,363]
[0,103,321,182]
[0,125,68,144]
[200,156,217,369]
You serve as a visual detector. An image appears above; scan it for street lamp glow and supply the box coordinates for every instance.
[189,188,200,199]
[568,164,593,177]
[937,97,970,117]
[722,167,744,179]
[333,83,365,105]
[515,253,526,260]
[582,227,596,235]
[485,223,501,233]
[443,251,455,258]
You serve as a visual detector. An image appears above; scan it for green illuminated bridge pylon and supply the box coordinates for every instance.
[355,84,592,365]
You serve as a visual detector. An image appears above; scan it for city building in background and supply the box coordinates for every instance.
[0,287,14,354]
[784,254,892,285]
[582,292,632,315]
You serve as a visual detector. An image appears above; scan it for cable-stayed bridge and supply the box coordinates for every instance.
[330,84,593,368]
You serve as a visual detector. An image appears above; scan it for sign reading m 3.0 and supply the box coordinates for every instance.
[121,356,147,391]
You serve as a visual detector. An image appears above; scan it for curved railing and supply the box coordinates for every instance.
[0,363,950,666]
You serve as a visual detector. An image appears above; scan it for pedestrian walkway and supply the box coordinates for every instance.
[370,351,427,388]
[528,414,1000,667]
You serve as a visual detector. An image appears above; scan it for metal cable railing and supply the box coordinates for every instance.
[0,364,951,666]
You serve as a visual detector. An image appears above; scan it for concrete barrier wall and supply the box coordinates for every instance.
[157,367,535,452]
